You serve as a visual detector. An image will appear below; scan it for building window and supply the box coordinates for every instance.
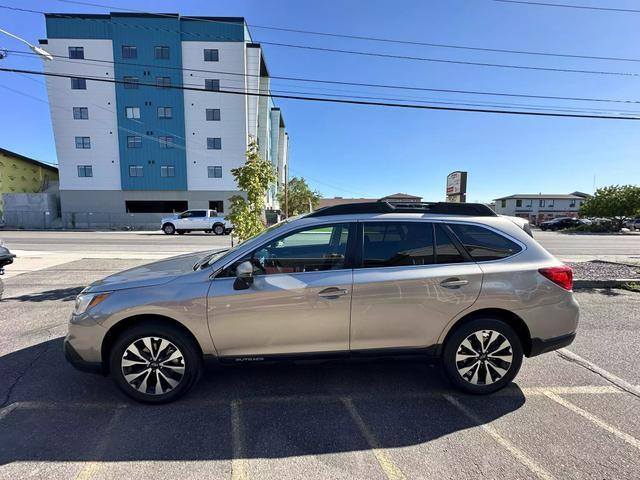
[539,199,546,207]
[569,200,576,207]
[122,45,137,59]
[154,46,170,59]
[548,200,554,207]
[207,137,222,150]
[206,108,221,121]
[125,107,140,119]
[208,166,222,178]
[123,76,139,89]
[77,165,93,177]
[75,136,91,149]
[515,199,522,207]
[209,200,223,213]
[159,136,174,149]
[129,165,144,177]
[156,76,171,89]
[71,78,87,90]
[501,199,506,208]
[204,48,219,62]
[205,79,220,91]
[157,107,173,119]
[160,165,175,177]
[525,199,532,207]
[73,107,89,119]
[127,136,142,148]
[68,47,84,59]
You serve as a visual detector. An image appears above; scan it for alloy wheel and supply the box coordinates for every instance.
[455,329,513,385]
[121,336,186,395]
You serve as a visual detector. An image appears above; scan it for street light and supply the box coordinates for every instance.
[0,27,53,61]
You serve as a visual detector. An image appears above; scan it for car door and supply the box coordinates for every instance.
[207,222,355,357]
[188,210,207,229]
[174,211,191,229]
[350,221,483,352]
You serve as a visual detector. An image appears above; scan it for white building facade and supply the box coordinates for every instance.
[493,193,589,224]
[41,13,288,224]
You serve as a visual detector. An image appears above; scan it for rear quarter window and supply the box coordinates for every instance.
[448,224,522,262]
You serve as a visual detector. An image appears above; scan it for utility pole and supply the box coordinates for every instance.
[284,163,289,219]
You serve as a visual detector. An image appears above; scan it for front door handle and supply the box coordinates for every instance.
[440,278,469,288]
[318,287,349,298]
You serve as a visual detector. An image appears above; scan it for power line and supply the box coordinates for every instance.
[7,49,640,106]
[55,0,640,63]
[2,4,640,78]
[2,66,640,120]
[494,0,640,13]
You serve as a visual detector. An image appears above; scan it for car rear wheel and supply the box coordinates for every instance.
[162,223,175,235]
[213,224,225,235]
[109,322,202,403]
[442,318,523,394]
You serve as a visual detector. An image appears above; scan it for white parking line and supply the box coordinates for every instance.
[75,406,125,480]
[0,402,19,422]
[342,397,407,480]
[443,394,555,480]
[230,399,248,480]
[557,348,640,399]
[543,390,640,451]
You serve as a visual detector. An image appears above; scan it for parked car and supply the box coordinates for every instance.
[65,201,578,403]
[0,244,16,300]
[161,209,232,235]
[623,218,640,230]
[539,217,582,231]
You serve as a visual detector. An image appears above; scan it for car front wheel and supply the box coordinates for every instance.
[442,318,523,395]
[162,223,175,235]
[109,322,202,403]
[213,224,225,235]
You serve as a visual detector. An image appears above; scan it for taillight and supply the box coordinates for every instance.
[538,266,573,291]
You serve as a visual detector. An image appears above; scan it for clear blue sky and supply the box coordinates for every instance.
[1,0,639,202]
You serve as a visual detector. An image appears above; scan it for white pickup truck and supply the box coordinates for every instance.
[161,209,233,235]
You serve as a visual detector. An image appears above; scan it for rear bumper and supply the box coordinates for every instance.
[64,339,103,374]
[529,332,576,357]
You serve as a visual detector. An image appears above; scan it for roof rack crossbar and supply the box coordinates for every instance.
[307,201,496,217]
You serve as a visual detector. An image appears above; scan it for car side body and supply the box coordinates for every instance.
[65,203,579,402]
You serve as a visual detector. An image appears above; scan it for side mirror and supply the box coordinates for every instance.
[233,261,254,290]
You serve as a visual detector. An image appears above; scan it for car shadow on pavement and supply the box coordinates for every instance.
[0,338,526,465]
[2,286,84,302]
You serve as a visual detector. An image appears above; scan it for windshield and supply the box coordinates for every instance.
[195,216,302,270]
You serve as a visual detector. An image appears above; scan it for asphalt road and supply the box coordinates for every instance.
[1,258,639,479]
[1,229,640,259]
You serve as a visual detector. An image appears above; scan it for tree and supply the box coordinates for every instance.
[226,139,276,242]
[580,185,640,229]
[277,176,322,217]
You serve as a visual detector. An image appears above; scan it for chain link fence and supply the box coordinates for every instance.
[2,211,167,230]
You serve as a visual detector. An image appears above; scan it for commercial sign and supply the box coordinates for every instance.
[446,171,468,203]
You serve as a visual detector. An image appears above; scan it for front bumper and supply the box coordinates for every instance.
[64,339,104,374]
[529,332,576,357]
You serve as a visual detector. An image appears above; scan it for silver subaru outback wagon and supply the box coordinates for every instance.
[64,202,578,403]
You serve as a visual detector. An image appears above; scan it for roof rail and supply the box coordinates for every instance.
[307,201,497,217]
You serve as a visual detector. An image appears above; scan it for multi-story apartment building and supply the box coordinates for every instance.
[40,13,288,223]
[493,192,589,224]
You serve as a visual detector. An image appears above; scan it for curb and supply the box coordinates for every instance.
[574,279,639,289]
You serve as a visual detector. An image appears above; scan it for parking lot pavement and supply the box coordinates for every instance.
[1,259,640,479]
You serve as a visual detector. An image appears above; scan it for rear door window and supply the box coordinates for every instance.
[448,224,522,262]
[362,222,434,267]
[191,211,206,218]
[434,224,468,264]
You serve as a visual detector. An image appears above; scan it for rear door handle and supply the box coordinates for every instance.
[440,278,469,288]
[318,287,349,298]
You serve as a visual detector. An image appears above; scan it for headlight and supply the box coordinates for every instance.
[74,292,111,315]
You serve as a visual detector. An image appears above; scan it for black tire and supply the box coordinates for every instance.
[162,223,175,235]
[442,318,523,395]
[213,224,225,235]
[109,321,202,403]
[177,230,185,235]
[540,226,547,231]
